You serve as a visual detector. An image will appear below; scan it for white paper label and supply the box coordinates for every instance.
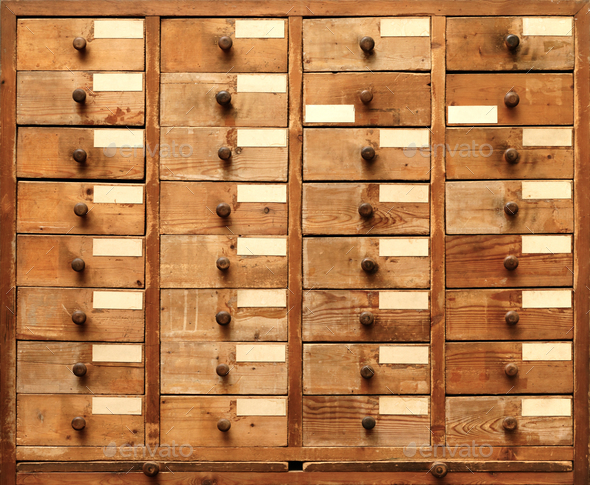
[94,20,144,39]
[523,18,573,36]
[521,290,571,309]
[522,343,572,361]
[237,185,287,203]
[237,129,287,147]
[92,73,143,92]
[92,291,143,310]
[521,398,571,417]
[379,238,429,257]
[92,397,142,415]
[93,129,144,148]
[236,74,287,93]
[379,345,429,364]
[521,181,572,200]
[305,105,355,123]
[92,344,143,363]
[379,396,429,415]
[93,238,143,257]
[379,129,430,148]
[380,18,430,37]
[448,106,498,124]
[235,20,285,39]
[236,237,287,256]
[522,128,572,147]
[379,291,429,310]
[236,398,286,416]
[379,185,429,203]
[521,235,571,254]
[237,289,287,308]
[235,344,286,362]
[93,185,144,204]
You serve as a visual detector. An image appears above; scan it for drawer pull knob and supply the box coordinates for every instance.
[359,36,375,52]
[73,37,87,51]
[72,88,86,104]
[360,365,375,379]
[504,202,519,216]
[216,90,232,106]
[72,310,87,325]
[216,311,232,325]
[502,416,517,431]
[217,418,231,432]
[71,416,86,431]
[359,311,375,326]
[71,258,85,272]
[72,362,87,377]
[74,202,89,217]
[216,202,231,218]
[73,149,87,164]
[358,203,374,219]
[361,416,376,430]
[505,363,519,376]
[360,89,373,104]
[216,363,230,376]
[504,148,519,164]
[216,257,230,271]
[361,146,375,161]
[503,255,519,271]
[361,257,378,273]
[218,36,233,51]
[505,310,519,325]
[504,34,520,50]
[504,91,520,108]
[218,146,232,160]
[142,462,159,477]
[431,462,448,478]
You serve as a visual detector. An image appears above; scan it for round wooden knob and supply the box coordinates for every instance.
[74,202,88,217]
[216,90,231,106]
[361,146,375,160]
[359,311,374,326]
[72,362,87,377]
[504,148,519,164]
[73,37,87,50]
[359,36,375,52]
[216,203,231,218]
[504,255,519,271]
[218,146,232,160]
[360,90,373,103]
[504,91,520,108]
[73,149,87,163]
[505,310,519,325]
[72,88,86,104]
[505,34,520,50]
[142,462,159,477]
[216,257,230,271]
[358,203,373,218]
[217,418,231,432]
[71,416,86,430]
[503,416,517,431]
[362,416,376,429]
[361,258,377,273]
[216,311,231,325]
[71,258,85,272]
[72,310,86,325]
[360,365,375,379]
[504,202,519,216]
[216,363,230,376]
[431,462,448,478]
[505,363,519,377]
[218,36,233,51]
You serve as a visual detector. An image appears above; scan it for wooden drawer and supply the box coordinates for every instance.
[302,183,429,236]
[446,127,573,180]
[303,344,430,395]
[17,128,145,180]
[17,182,145,235]
[447,289,573,341]
[446,17,574,71]
[446,235,572,288]
[161,182,287,235]
[161,235,287,288]
[17,19,145,71]
[446,181,573,234]
[303,128,431,181]
[303,73,431,126]
[17,394,144,446]
[162,19,287,73]
[303,237,430,289]
[17,342,144,394]
[16,236,145,288]
[303,18,430,72]
[161,342,287,394]
[303,396,430,447]
[446,396,572,446]
[161,289,288,342]
[302,290,430,342]
[161,73,288,127]
[160,396,287,447]
[446,342,573,394]
[446,74,573,126]
[160,127,288,182]
[17,72,145,126]
[16,288,144,342]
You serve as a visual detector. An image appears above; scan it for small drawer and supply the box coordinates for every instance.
[446,127,573,180]
[446,341,573,395]
[446,235,572,288]
[161,73,288,127]
[303,73,431,127]
[16,288,145,342]
[446,181,573,234]
[161,235,287,288]
[303,183,429,236]
[303,18,430,72]
[447,17,574,71]
[303,128,431,181]
[161,182,287,235]
[161,289,288,342]
[160,127,288,182]
[160,396,287,447]
[162,19,287,73]
[17,182,145,235]
[17,394,144,446]
[17,72,145,126]
[161,342,287,395]
[16,235,145,288]
[17,342,144,394]
[446,73,573,126]
[302,290,430,342]
[17,19,145,71]
[446,396,572,446]
[303,396,430,447]
[447,289,573,341]
[303,237,430,289]
[303,344,430,395]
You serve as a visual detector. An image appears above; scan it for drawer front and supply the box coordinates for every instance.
[303,183,429,235]
[161,342,287,394]
[303,237,430,289]
[446,396,572,446]
[303,18,430,72]
[302,290,430,342]
[17,342,144,394]
[446,289,573,341]
[161,289,288,342]
[17,19,144,71]
[161,73,288,127]
[303,128,431,181]
[16,288,144,342]
[17,394,144,446]
[303,73,431,126]
[303,396,430,447]
[160,127,288,182]
[17,182,145,235]
[161,19,288,73]
[446,235,572,288]
[446,342,573,394]
[16,236,145,288]
[446,181,573,234]
[446,74,573,126]
[161,235,287,288]
[17,72,145,126]
[161,182,288,235]
[446,17,574,71]
[303,344,430,394]
[446,127,573,180]
[160,396,287,447]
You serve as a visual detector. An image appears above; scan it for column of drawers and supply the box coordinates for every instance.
[445,16,575,447]
[14,19,147,447]
[300,18,433,447]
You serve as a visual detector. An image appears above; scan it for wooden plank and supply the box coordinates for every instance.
[303,461,573,472]
[16,463,289,473]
